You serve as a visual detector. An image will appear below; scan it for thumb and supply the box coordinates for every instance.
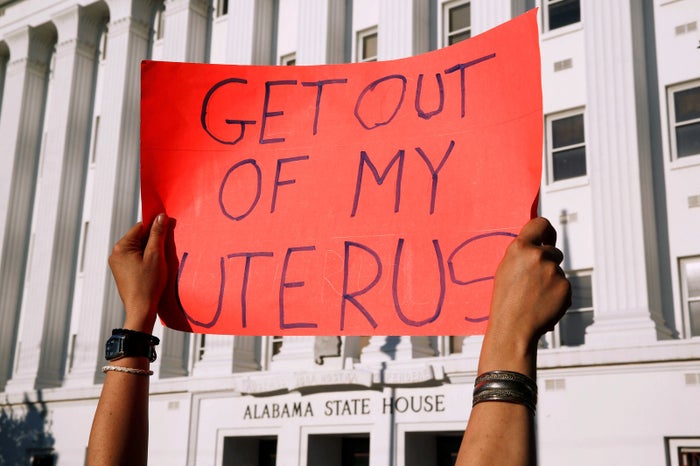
[143,213,169,260]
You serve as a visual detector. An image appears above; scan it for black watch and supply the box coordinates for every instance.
[105,329,160,362]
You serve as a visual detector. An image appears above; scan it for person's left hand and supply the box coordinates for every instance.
[108,213,171,333]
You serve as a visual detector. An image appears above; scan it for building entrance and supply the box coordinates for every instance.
[405,431,462,466]
[222,436,277,466]
[307,433,370,466]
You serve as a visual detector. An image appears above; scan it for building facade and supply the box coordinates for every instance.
[0,0,699,465]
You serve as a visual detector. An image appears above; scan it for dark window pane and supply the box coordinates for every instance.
[552,113,584,148]
[676,121,700,158]
[548,0,581,30]
[675,86,700,122]
[569,274,592,309]
[436,435,462,466]
[259,438,277,466]
[363,33,377,60]
[343,437,370,466]
[553,146,586,180]
[448,31,471,45]
[690,301,700,337]
[449,4,470,32]
[559,309,593,346]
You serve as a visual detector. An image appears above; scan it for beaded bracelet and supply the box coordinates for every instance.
[472,370,538,414]
[102,365,153,376]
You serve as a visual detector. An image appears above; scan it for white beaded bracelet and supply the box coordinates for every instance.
[102,365,153,376]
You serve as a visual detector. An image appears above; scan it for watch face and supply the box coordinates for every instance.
[105,335,126,361]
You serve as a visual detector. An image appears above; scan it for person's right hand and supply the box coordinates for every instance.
[108,213,171,334]
[479,217,571,377]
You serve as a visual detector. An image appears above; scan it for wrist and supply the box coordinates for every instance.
[478,329,537,379]
[123,313,157,335]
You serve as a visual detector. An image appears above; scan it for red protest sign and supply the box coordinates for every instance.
[140,10,542,336]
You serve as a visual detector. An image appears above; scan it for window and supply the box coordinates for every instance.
[669,82,700,159]
[547,110,586,182]
[308,434,369,466]
[216,0,229,18]
[280,52,296,66]
[543,0,581,32]
[543,270,593,347]
[99,27,108,61]
[357,28,377,63]
[260,335,283,369]
[154,3,165,41]
[405,431,463,466]
[223,436,277,466]
[443,1,470,47]
[681,257,700,338]
[666,438,700,466]
[680,447,700,466]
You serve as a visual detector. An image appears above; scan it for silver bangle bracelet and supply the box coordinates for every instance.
[102,365,153,376]
[472,370,537,414]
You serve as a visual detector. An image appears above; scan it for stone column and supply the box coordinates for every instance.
[162,0,209,62]
[297,0,346,65]
[360,336,434,364]
[5,5,103,391]
[226,0,275,65]
[0,24,56,391]
[192,335,260,376]
[270,336,317,370]
[377,0,429,60]
[155,0,210,378]
[64,0,156,386]
[360,0,434,362]
[582,1,671,346]
[471,0,514,36]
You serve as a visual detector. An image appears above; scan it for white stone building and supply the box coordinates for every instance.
[0,0,699,465]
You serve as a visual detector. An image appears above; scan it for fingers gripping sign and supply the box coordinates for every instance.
[487,217,572,351]
[109,214,172,333]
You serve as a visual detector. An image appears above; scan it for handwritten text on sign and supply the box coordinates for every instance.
[140,11,542,335]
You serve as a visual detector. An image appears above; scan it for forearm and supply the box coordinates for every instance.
[456,335,537,466]
[87,355,151,466]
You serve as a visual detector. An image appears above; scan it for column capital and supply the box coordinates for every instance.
[51,4,105,57]
[4,23,56,73]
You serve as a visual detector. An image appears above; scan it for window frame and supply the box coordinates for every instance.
[680,256,700,339]
[545,108,587,184]
[279,52,296,66]
[542,0,581,33]
[216,0,229,18]
[442,0,471,48]
[153,3,166,41]
[542,269,593,348]
[668,80,700,161]
[356,27,378,63]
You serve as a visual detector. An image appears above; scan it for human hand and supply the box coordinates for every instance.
[479,217,571,376]
[108,213,171,334]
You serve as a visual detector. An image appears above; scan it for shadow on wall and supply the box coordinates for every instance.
[0,392,56,465]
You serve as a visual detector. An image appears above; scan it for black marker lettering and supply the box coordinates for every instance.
[201,78,256,145]
[351,149,405,217]
[271,155,310,213]
[392,239,445,326]
[414,73,444,120]
[354,74,407,130]
[219,159,262,221]
[340,241,381,331]
[414,140,455,214]
[445,53,496,118]
[301,79,349,135]
[279,246,318,329]
[260,80,297,144]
